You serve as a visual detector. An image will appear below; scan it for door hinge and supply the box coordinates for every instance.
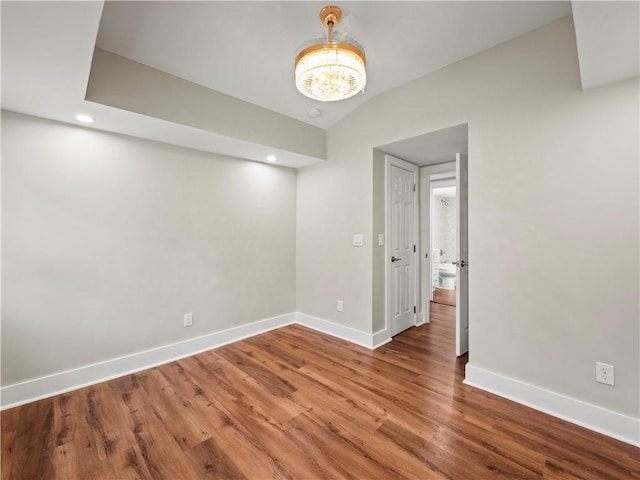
[413,306,417,314]
[413,244,416,253]
[413,183,416,192]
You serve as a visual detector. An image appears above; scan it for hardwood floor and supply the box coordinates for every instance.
[2,304,638,479]
[432,288,456,306]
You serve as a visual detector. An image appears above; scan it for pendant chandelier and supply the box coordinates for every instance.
[295,5,367,102]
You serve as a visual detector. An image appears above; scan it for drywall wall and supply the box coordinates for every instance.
[1,111,297,386]
[87,49,326,161]
[296,128,374,332]
[433,194,456,264]
[372,149,386,333]
[296,16,639,418]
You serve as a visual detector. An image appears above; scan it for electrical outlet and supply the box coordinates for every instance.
[184,313,193,327]
[596,362,614,386]
[337,300,343,312]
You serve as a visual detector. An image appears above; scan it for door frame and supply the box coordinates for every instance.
[385,154,419,336]
[419,162,456,325]
[455,152,469,356]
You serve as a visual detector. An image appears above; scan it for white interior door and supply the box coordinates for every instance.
[455,153,469,356]
[387,157,418,336]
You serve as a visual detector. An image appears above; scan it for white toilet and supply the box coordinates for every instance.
[438,263,456,289]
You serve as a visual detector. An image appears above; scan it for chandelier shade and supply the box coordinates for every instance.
[294,6,367,102]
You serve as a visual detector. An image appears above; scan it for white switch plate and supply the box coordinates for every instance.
[378,234,384,246]
[184,312,193,327]
[337,300,343,312]
[353,234,363,247]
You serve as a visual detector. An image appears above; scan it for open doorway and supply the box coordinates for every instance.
[375,124,468,356]
[431,180,457,307]
[421,154,469,356]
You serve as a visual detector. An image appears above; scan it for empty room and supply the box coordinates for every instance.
[1,1,638,479]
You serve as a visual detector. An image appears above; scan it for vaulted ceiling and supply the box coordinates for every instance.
[95,1,572,129]
[2,2,638,167]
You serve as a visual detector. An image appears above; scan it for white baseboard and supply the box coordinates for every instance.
[1,313,296,410]
[295,312,380,349]
[372,328,392,348]
[1,312,389,409]
[4,320,636,448]
[464,363,640,447]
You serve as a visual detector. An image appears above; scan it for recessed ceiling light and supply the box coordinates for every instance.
[267,155,277,163]
[75,114,94,123]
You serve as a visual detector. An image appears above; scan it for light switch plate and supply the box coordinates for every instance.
[353,234,363,247]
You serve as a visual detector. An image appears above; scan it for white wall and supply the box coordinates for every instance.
[433,194,456,264]
[87,49,326,161]
[296,16,639,419]
[1,111,297,386]
[296,137,374,332]
[372,149,386,333]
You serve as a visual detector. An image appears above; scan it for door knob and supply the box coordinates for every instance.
[391,256,402,262]
[452,260,468,267]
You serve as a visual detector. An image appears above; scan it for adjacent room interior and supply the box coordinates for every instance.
[2,1,639,478]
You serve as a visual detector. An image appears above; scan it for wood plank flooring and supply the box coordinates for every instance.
[432,288,456,306]
[2,303,638,479]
